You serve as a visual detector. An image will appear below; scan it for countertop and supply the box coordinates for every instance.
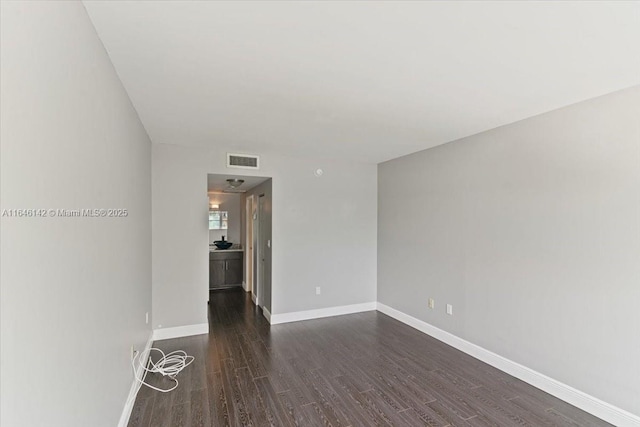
[210,246,244,253]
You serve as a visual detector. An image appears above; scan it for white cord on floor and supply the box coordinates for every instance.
[132,348,195,393]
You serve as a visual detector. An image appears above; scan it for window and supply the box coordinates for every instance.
[209,210,228,230]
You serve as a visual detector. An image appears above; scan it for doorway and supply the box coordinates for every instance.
[207,174,272,316]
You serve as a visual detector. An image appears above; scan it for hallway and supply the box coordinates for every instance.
[128,289,610,426]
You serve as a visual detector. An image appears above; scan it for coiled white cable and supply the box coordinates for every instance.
[132,348,195,393]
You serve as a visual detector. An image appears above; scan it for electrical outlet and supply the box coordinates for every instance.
[130,345,135,359]
[316,287,321,295]
[145,312,149,324]
[428,298,435,309]
[446,304,453,315]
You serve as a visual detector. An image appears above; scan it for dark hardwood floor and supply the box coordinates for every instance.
[128,289,611,426]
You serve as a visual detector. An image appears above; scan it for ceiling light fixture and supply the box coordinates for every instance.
[226,178,245,188]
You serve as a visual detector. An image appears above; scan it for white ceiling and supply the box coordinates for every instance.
[84,1,640,164]
[207,174,269,194]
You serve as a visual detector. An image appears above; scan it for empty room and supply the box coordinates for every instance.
[1,1,638,427]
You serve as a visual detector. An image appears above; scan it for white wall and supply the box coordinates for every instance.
[152,143,377,329]
[208,192,241,244]
[378,86,640,416]
[0,3,152,426]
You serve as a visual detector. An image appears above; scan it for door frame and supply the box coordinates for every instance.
[256,194,265,309]
[246,194,255,303]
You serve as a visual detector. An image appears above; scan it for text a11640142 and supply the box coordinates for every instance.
[1,208,129,218]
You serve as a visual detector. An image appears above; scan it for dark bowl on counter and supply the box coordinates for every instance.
[213,241,233,250]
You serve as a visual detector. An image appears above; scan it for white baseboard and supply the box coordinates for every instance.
[118,332,153,427]
[251,293,257,304]
[152,322,209,341]
[262,306,271,323]
[270,302,376,325]
[376,303,640,427]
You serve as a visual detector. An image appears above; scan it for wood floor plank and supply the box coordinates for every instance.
[237,333,268,379]
[398,407,449,427]
[169,402,190,427]
[424,400,466,426]
[461,385,539,427]
[260,353,292,393]
[547,407,614,427]
[507,396,575,427]
[203,335,222,374]
[360,356,438,413]
[278,391,314,427]
[431,368,480,390]
[298,402,333,427]
[325,376,388,427]
[253,376,293,427]
[415,373,481,420]
[126,396,154,427]
[463,413,507,427]
[189,388,211,427]
[330,374,392,426]
[277,358,317,407]
[286,361,350,426]
[189,337,208,391]
[548,398,615,427]
[236,367,269,425]
[207,372,230,427]
[308,368,375,427]
[220,358,252,427]
[147,391,172,427]
[360,389,412,425]
[124,288,612,427]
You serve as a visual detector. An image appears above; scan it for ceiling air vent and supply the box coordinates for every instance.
[227,153,260,170]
